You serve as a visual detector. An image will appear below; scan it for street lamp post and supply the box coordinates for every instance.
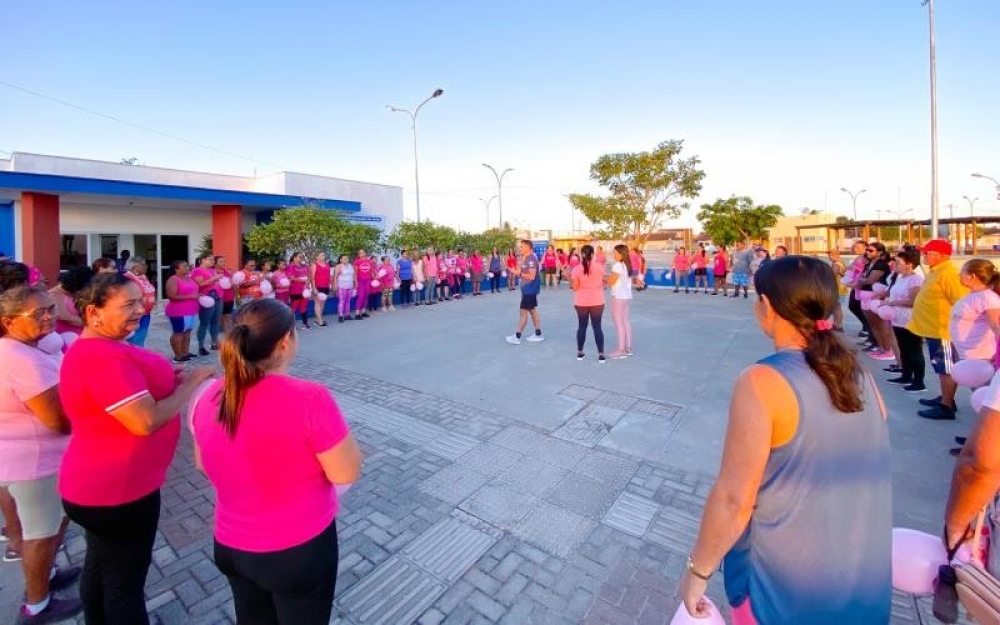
[925,0,940,237]
[479,195,497,231]
[483,164,513,229]
[972,173,1000,201]
[387,88,444,223]
[840,187,867,221]
[963,195,979,217]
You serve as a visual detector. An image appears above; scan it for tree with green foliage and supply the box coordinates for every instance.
[383,220,458,253]
[696,196,783,246]
[456,227,518,254]
[245,206,382,260]
[569,140,705,246]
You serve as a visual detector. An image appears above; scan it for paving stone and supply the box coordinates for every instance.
[545,472,621,519]
[575,452,639,489]
[460,482,541,529]
[645,505,700,554]
[529,436,589,470]
[490,425,550,454]
[497,456,567,497]
[418,464,492,506]
[603,491,660,537]
[425,432,483,461]
[402,515,500,583]
[631,398,682,419]
[336,557,446,625]
[552,416,609,448]
[456,443,525,476]
[558,384,605,402]
[513,502,597,558]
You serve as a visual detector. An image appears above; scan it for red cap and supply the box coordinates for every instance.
[920,239,952,256]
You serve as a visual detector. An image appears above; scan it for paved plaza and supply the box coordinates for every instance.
[0,286,975,624]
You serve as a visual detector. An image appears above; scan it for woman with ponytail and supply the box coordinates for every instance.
[680,256,891,625]
[608,244,635,359]
[570,245,606,363]
[950,258,1000,362]
[191,299,362,624]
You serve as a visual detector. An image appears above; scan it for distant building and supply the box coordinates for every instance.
[767,212,839,254]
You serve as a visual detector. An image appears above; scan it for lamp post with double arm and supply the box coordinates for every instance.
[387,88,444,223]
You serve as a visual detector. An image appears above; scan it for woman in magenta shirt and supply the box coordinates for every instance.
[191,253,222,356]
[571,245,607,363]
[214,256,236,334]
[470,250,485,296]
[164,260,200,362]
[191,298,362,624]
[59,273,213,625]
[286,253,311,329]
[310,253,332,327]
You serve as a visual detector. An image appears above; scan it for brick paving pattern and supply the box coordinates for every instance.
[5,316,965,624]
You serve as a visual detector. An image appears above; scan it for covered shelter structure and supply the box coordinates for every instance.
[788,216,1000,255]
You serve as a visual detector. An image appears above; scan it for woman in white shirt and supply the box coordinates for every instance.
[951,259,1000,362]
[884,249,926,392]
[608,244,634,359]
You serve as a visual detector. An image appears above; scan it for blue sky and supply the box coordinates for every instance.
[2,0,998,232]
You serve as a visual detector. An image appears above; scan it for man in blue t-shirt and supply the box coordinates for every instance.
[506,239,544,344]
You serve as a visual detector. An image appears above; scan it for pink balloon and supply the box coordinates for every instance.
[872,283,889,294]
[869,299,882,311]
[278,277,290,288]
[877,306,897,321]
[198,295,216,308]
[217,277,232,290]
[259,280,274,295]
[972,386,991,413]
[670,598,726,625]
[951,359,995,388]
[231,271,246,286]
[371,279,381,288]
[857,290,876,301]
[59,332,78,349]
[317,292,328,301]
[37,332,64,356]
[302,288,313,299]
[892,528,947,594]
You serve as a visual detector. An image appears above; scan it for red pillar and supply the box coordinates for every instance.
[21,192,60,285]
[211,205,243,265]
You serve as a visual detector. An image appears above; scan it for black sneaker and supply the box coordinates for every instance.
[49,566,81,591]
[198,347,209,356]
[884,365,902,373]
[904,383,927,393]
[918,396,959,413]
[577,352,585,361]
[919,404,956,420]
[598,355,607,364]
[955,436,967,445]
[950,447,962,457]
[17,597,83,624]
[887,377,911,385]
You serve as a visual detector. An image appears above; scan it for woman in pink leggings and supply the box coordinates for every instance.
[608,244,634,359]
[332,255,355,323]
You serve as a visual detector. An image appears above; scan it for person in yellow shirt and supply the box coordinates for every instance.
[907,239,969,420]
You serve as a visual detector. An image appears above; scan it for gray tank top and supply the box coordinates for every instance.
[723,349,892,624]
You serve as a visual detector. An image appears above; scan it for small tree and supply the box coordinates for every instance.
[245,206,382,260]
[696,196,783,246]
[384,220,459,254]
[569,140,706,247]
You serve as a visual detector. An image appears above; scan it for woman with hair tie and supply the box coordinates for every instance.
[191,299,362,624]
[570,245,606,363]
[608,245,634,359]
[59,274,214,625]
[680,256,890,624]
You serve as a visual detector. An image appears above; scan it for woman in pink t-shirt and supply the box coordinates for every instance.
[164,260,201,362]
[50,266,92,336]
[354,249,376,317]
[543,245,558,290]
[952,259,1000,361]
[673,247,692,294]
[571,245,607,363]
[505,250,519,291]
[272,259,291,305]
[191,298,361,624]
[214,256,236,334]
[0,286,82,622]
[470,249,485,296]
[59,274,214,625]
[310,253,333,327]
[286,252,311,329]
[692,244,709,294]
[191,253,223,356]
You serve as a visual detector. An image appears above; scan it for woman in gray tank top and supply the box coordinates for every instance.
[680,255,892,624]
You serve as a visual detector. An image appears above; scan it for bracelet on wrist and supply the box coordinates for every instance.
[687,555,713,581]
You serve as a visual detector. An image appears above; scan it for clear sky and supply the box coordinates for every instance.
[2,1,998,233]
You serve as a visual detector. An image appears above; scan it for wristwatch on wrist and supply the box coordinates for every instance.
[687,555,713,581]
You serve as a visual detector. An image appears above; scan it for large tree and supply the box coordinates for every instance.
[569,140,705,246]
[696,196,783,246]
[384,220,458,253]
[245,206,382,260]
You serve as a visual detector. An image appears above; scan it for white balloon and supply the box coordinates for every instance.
[231,271,246,286]
[199,295,216,308]
[488,272,495,279]
[501,271,508,278]
[410,284,417,292]
[317,292,328,301]
[892,527,947,594]
[259,280,273,295]
[302,288,313,299]
[393,279,401,289]
[857,290,875,301]
[465,272,471,278]
[371,279,381,288]
[218,277,232,290]
[378,268,387,278]
[877,306,896,321]
[868,299,882,311]
[278,277,290,288]
[952,359,996,388]
[264,292,276,299]
[59,332,78,348]
[872,283,889,294]
[972,386,991,413]
[37,332,64,355]
[840,276,852,286]
[669,597,726,625]
[415,282,424,290]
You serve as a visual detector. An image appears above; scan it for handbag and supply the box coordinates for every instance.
[955,505,1000,624]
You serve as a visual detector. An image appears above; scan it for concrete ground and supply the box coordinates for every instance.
[0,284,974,624]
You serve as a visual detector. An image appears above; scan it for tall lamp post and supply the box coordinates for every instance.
[840,187,867,221]
[483,164,513,229]
[479,195,497,231]
[387,88,444,223]
[972,173,1000,201]
[963,195,979,217]
[925,0,940,237]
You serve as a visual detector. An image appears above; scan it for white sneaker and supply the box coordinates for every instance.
[505,335,521,345]
[526,334,545,343]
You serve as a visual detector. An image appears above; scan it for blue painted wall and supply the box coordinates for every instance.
[0,202,14,257]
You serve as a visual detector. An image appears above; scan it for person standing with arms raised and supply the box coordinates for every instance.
[506,240,544,345]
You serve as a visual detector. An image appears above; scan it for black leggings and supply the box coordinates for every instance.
[63,490,161,625]
[848,291,870,333]
[575,304,605,353]
[214,520,339,625]
[893,326,926,384]
[490,272,501,292]
[400,279,413,304]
